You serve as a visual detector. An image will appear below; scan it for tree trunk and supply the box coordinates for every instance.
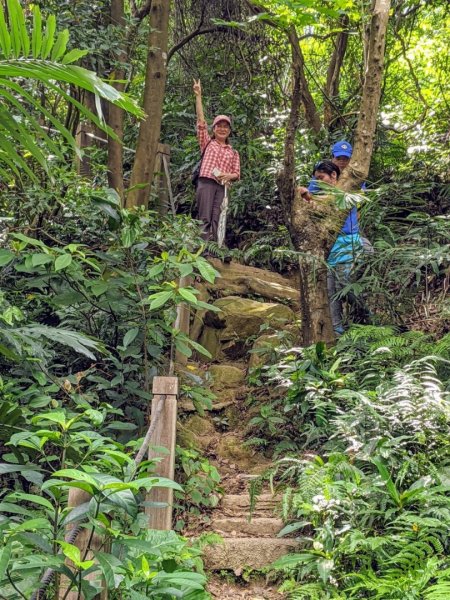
[107,0,126,199]
[291,195,343,345]
[340,0,391,191]
[324,17,349,127]
[278,27,336,344]
[280,1,391,344]
[127,0,171,208]
[75,91,103,179]
[287,27,322,135]
[277,26,302,226]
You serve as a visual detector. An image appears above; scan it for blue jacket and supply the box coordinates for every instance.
[307,179,363,265]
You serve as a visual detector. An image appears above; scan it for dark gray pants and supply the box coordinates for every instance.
[327,263,351,333]
[196,177,224,242]
[327,262,371,333]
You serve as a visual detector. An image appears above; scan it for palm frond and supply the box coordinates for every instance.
[0,1,143,181]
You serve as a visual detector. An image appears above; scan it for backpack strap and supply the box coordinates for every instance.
[200,140,211,162]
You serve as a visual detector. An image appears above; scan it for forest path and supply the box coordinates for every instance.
[178,259,301,598]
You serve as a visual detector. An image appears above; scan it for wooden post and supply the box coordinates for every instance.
[59,489,107,600]
[155,143,172,215]
[145,376,178,530]
[174,276,191,366]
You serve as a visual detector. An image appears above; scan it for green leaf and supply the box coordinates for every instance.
[95,551,122,589]
[0,501,34,517]
[20,325,101,359]
[103,491,137,518]
[178,263,194,277]
[31,253,53,266]
[317,558,334,583]
[372,456,402,507]
[175,339,192,357]
[178,288,198,304]
[31,5,42,58]
[0,4,11,58]
[5,492,53,511]
[148,290,174,310]
[11,232,47,249]
[61,48,89,64]
[188,340,212,358]
[59,541,94,569]
[54,253,73,271]
[51,29,69,61]
[17,532,53,554]
[0,543,11,582]
[53,469,99,489]
[7,0,27,57]
[63,501,92,525]
[0,249,14,266]
[91,281,108,297]
[153,571,206,590]
[31,410,67,426]
[0,462,41,476]
[126,476,183,492]
[123,327,139,348]
[196,259,219,283]
[147,262,165,278]
[41,14,56,59]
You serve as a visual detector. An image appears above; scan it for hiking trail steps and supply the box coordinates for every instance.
[177,259,302,598]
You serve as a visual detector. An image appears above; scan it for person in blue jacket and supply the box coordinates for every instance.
[298,159,363,335]
[307,140,354,194]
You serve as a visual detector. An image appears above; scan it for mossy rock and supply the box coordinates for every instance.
[248,333,284,369]
[217,435,259,471]
[204,296,296,342]
[183,415,215,436]
[199,326,223,361]
[209,364,245,390]
[177,415,216,451]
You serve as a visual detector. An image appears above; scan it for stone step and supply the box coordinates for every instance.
[211,517,284,538]
[220,493,280,517]
[203,537,298,571]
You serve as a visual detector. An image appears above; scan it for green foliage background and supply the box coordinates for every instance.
[0,0,448,598]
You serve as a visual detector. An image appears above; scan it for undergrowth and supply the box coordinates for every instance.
[247,325,450,599]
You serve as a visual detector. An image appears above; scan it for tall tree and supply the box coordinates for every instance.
[107,0,127,196]
[274,0,392,343]
[127,0,171,208]
[340,0,392,191]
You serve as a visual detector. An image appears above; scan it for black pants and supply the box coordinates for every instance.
[196,177,224,242]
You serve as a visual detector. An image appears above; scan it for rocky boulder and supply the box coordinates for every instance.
[207,259,300,309]
[209,364,245,390]
[200,296,296,360]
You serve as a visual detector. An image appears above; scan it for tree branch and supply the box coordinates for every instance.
[324,16,349,126]
[287,27,322,134]
[340,0,392,191]
[131,0,152,22]
[167,26,229,63]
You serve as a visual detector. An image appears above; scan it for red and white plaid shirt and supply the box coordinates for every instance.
[197,121,240,181]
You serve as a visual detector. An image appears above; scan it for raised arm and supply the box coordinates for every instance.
[193,79,206,124]
[193,79,210,151]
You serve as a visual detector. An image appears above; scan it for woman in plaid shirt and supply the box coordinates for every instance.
[193,79,240,243]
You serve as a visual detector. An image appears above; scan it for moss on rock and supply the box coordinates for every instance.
[209,364,245,390]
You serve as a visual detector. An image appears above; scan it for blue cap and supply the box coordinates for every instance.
[332,140,352,158]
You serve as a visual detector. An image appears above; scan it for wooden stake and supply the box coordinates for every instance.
[174,276,191,366]
[145,376,178,530]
